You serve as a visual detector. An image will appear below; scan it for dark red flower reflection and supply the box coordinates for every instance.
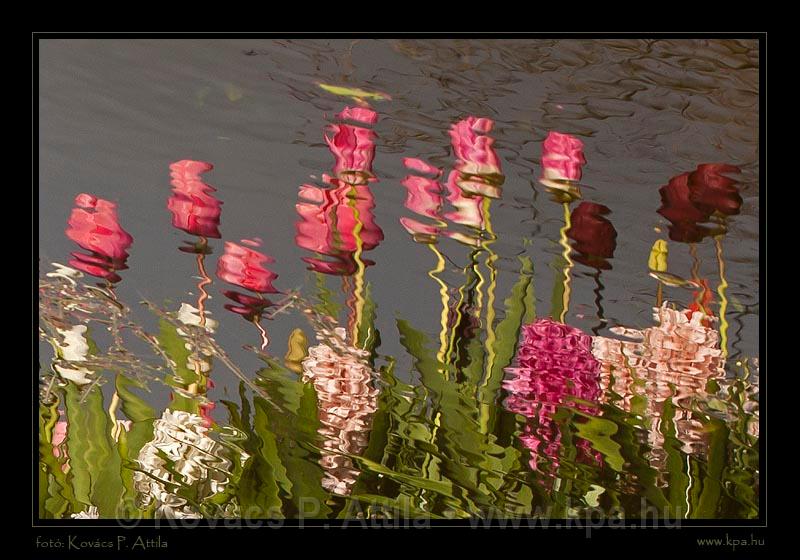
[503,318,603,476]
[65,193,134,283]
[657,164,742,243]
[566,202,618,270]
[167,160,223,246]
[296,106,383,276]
[216,239,279,320]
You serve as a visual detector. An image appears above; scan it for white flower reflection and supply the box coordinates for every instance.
[134,409,247,519]
[53,324,94,386]
[70,505,99,519]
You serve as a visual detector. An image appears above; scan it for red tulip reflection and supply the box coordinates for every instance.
[216,238,280,347]
[65,193,133,283]
[295,106,384,276]
[503,319,603,477]
[167,160,223,245]
[566,202,617,270]
[657,164,742,243]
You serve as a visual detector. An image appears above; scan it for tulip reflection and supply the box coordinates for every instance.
[503,318,603,478]
[296,106,383,276]
[567,202,617,270]
[593,304,725,472]
[540,131,586,202]
[657,164,742,243]
[167,160,223,243]
[301,327,378,496]
[449,116,504,199]
[296,105,384,346]
[399,116,505,374]
[65,193,133,284]
[399,116,504,248]
[164,159,223,412]
[296,181,383,275]
[216,239,280,348]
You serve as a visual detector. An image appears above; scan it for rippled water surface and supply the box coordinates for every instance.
[38,38,759,520]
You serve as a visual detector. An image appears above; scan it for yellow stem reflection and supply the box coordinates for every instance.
[558,202,574,323]
[427,243,451,369]
[715,235,729,358]
[482,196,498,383]
[347,185,367,346]
[479,198,499,434]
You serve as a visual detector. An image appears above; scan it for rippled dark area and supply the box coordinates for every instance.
[38,39,759,520]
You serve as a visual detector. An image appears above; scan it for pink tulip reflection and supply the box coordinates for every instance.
[540,131,586,183]
[296,106,384,275]
[503,318,603,477]
[65,193,134,283]
[216,239,279,323]
[449,116,504,199]
[399,160,446,243]
[167,160,223,244]
[324,107,378,185]
[399,116,503,247]
[592,304,725,472]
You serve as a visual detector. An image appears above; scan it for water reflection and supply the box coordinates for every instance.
[293,107,385,497]
[540,131,585,203]
[38,42,759,520]
[167,160,223,244]
[134,409,242,519]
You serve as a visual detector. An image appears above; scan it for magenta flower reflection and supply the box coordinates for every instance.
[295,106,384,275]
[167,160,223,248]
[65,193,134,284]
[503,318,603,477]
